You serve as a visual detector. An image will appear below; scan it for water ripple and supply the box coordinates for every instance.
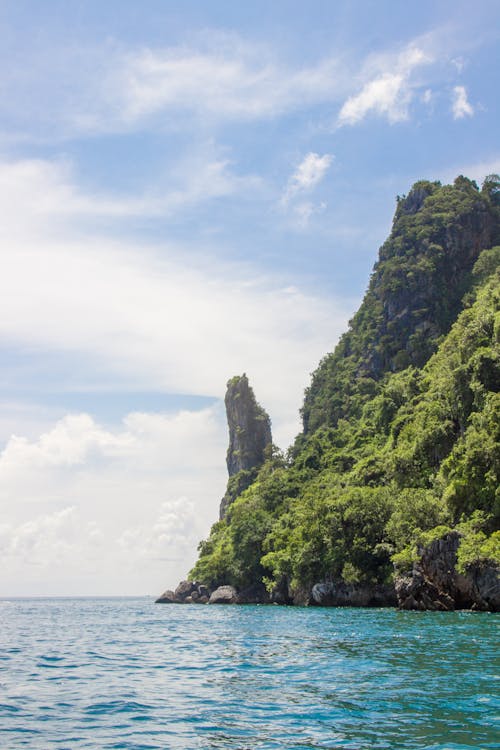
[0,598,497,749]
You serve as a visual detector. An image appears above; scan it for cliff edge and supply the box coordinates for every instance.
[219,374,272,519]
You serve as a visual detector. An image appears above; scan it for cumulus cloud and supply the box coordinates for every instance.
[0,30,460,142]
[452,85,474,119]
[338,46,432,126]
[0,507,77,561]
[0,153,355,595]
[0,155,351,449]
[0,408,227,595]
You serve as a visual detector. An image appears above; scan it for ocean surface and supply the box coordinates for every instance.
[0,598,498,749]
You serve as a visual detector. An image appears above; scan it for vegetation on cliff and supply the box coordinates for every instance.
[219,374,272,520]
[190,176,500,604]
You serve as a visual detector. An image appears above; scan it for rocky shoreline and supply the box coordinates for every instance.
[157,531,499,611]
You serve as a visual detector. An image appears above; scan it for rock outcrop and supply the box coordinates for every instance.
[219,374,272,519]
[395,532,500,611]
[208,585,238,604]
[156,375,273,605]
[309,581,397,607]
[155,580,210,604]
[156,580,274,605]
[157,178,500,612]
[302,177,499,434]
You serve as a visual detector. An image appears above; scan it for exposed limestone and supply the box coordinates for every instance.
[236,582,271,604]
[175,580,197,600]
[309,581,397,607]
[219,374,272,519]
[155,580,210,604]
[155,589,177,604]
[208,585,238,604]
[395,532,499,611]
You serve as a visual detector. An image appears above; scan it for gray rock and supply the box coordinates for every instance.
[270,576,293,605]
[236,582,270,604]
[394,531,499,612]
[310,581,397,607]
[174,580,197,600]
[208,585,238,604]
[219,374,272,519]
[155,590,178,604]
[465,561,500,611]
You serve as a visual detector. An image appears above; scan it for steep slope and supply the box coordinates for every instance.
[219,374,272,519]
[184,176,500,610]
[302,176,499,433]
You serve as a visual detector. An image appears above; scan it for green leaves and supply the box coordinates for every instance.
[189,184,500,599]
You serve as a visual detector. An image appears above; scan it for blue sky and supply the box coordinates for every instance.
[0,0,498,595]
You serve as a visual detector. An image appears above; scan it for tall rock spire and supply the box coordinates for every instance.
[219,374,272,519]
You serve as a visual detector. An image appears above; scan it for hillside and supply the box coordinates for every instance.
[176,176,500,611]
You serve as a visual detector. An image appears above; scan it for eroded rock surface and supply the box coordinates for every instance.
[309,581,397,607]
[208,585,238,604]
[219,374,272,519]
[395,532,499,611]
[155,580,210,604]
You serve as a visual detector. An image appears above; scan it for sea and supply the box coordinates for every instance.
[0,597,498,749]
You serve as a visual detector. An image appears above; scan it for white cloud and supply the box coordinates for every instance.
[0,154,354,596]
[0,408,228,595]
[0,156,352,449]
[291,201,328,230]
[72,42,342,133]
[280,153,332,228]
[338,46,432,126]
[0,31,464,142]
[451,57,466,73]
[282,152,333,205]
[339,72,407,125]
[452,85,474,119]
[0,151,260,230]
[0,414,131,472]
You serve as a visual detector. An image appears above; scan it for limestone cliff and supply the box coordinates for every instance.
[302,177,499,434]
[219,374,272,519]
[186,177,499,609]
[395,532,500,611]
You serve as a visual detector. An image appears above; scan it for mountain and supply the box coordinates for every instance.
[171,175,500,611]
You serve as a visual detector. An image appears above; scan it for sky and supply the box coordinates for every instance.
[0,0,498,596]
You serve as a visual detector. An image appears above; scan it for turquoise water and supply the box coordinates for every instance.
[0,599,498,749]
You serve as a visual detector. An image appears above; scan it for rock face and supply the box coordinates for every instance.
[155,580,210,604]
[208,585,238,604]
[219,374,272,519]
[395,532,500,611]
[157,376,272,604]
[236,582,271,604]
[156,581,271,605]
[155,589,177,604]
[309,581,397,608]
[302,177,499,434]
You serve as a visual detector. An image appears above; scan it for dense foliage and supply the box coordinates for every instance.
[302,176,499,433]
[190,177,500,597]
